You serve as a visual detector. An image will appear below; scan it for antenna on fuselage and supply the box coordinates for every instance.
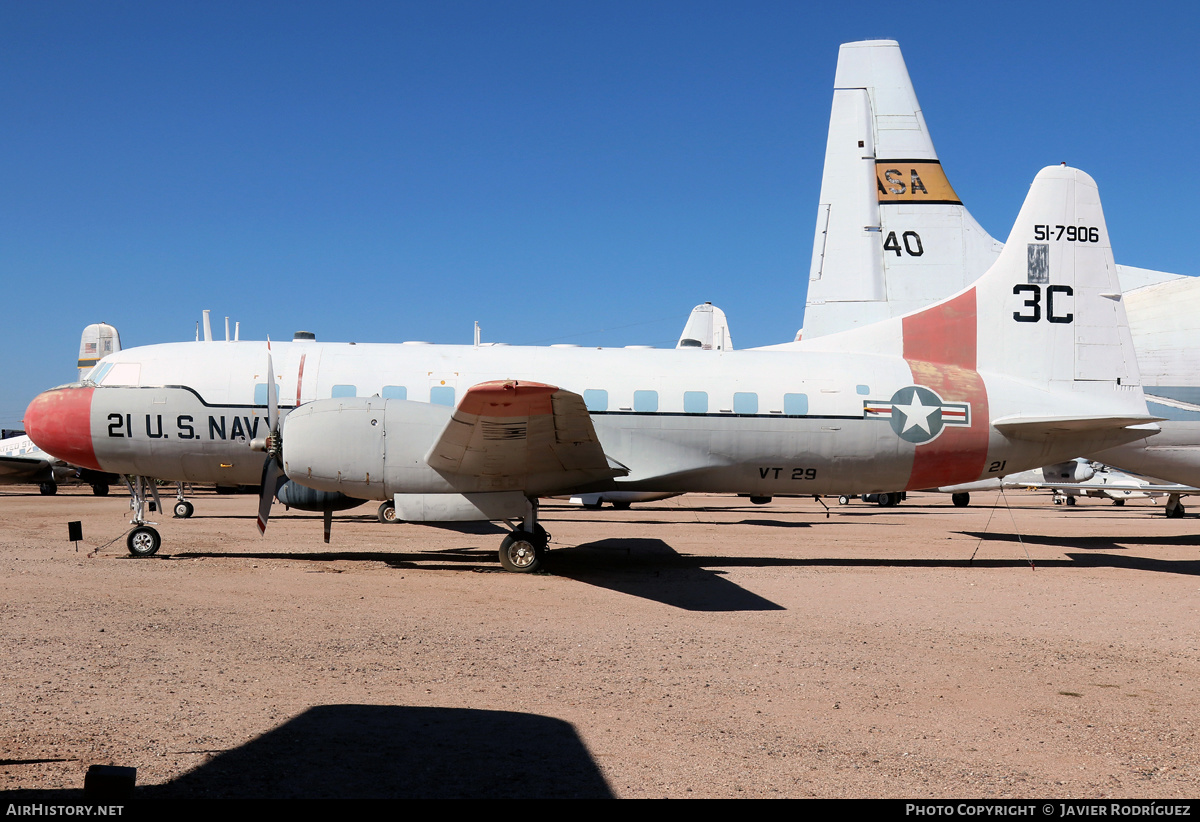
[202,310,213,343]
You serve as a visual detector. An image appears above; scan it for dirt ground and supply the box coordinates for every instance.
[1,485,1197,798]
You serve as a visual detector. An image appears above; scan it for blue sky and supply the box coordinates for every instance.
[2,1,1196,429]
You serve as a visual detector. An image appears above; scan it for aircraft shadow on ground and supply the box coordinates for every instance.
[547,538,785,611]
[3,705,586,799]
[958,530,1200,575]
[138,705,613,799]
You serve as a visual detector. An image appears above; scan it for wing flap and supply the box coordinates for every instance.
[425,380,626,491]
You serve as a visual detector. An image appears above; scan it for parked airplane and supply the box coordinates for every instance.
[25,166,1158,571]
[799,39,1198,516]
[1,323,121,496]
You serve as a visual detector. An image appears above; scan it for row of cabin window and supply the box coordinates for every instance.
[254,384,872,414]
[583,389,814,415]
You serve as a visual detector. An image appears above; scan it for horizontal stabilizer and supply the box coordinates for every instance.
[992,415,1161,441]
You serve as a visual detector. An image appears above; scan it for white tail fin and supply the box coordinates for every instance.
[974,165,1137,389]
[793,166,1145,411]
[800,39,1181,342]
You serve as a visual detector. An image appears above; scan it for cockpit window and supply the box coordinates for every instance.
[100,362,141,386]
[85,361,114,384]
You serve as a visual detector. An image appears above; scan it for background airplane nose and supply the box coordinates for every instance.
[24,387,100,471]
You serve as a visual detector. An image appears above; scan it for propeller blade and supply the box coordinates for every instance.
[266,337,278,436]
[256,460,283,535]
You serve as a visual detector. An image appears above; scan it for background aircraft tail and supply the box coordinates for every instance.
[800,39,1182,342]
[802,39,1003,340]
[78,322,121,380]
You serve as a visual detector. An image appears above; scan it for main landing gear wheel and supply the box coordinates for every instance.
[876,492,896,507]
[127,526,162,557]
[499,528,547,573]
[39,482,57,496]
[92,483,109,497]
[1065,496,1077,506]
[1112,498,1126,507]
[377,501,398,523]
[1166,502,1186,519]
[951,492,970,507]
[173,500,194,518]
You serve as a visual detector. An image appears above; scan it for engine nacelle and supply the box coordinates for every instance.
[275,480,366,513]
[281,397,455,500]
[1040,460,1095,483]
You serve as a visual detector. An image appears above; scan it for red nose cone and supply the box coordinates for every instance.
[24,387,100,471]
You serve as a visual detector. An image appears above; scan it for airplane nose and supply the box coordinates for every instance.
[24,387,101,471]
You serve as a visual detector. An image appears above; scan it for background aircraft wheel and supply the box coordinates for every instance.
[951,492,970,507]
[173,500,194,518]
[92,483,110,496]
[838,495,850,505]
[1166,503,1185,519]
[377,501,398,523]
[499,530,546,573]
[610,501,632,510]
[1065,496,1076,506]
[39,482,57,496]
[127,526,161,557]
[1112,498,1126,507]
[875,493,893,507]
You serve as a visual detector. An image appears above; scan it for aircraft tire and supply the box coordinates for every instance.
[951,493,970,507]
[838,495,850,505]
[1112,498,1126,507]
[499,530,546,573]
[173,500,194,518]
[876,493,894,507]
[39,482,57,496]
[582,499,603,510]
[1065,496,1076,506]
[377,501,398,524]
[1166,503,1185,519]
[92,483,110,497]
[127,526,161,557]
[610,501,632,510]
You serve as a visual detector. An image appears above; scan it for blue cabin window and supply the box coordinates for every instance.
[784,393,809,416]
[430,385,455,406]
[583,389,608,411]
[733,392,758,414]
[254,383,269,405]
[634,390,659,413]
[683,391,708,414]
[382,385,407,400]
[856,384,870,396]
[331,384,357,399]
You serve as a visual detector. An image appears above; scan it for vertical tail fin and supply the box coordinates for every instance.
[803,40,1003,340]
[800,39,1181,342]
[77,323,122,380]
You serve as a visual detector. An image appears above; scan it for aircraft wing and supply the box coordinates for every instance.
[0,453,54,483]
[1030,481,1198,494]
[426,380,627,490]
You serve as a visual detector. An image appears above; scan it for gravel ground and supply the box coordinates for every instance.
[1,486,1197,798]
